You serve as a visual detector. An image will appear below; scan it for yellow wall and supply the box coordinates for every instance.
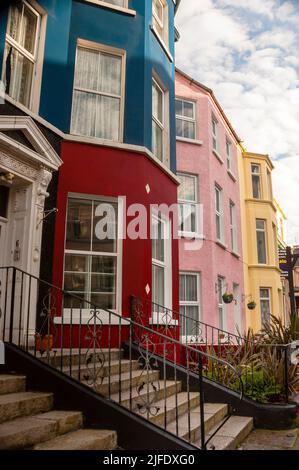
[238,149,284,332]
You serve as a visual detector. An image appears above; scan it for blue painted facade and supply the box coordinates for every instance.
[0,0,177,172]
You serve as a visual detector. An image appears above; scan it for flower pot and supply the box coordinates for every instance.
[35,334,53,352]
[247,301,256,310]
[222,293,234,304]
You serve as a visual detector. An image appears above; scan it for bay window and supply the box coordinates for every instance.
[256,219,267,264]
[152,212,172,310]
[260,288,271,327]
[71,41,124,141]
[251,164,261,199]
[3,0,41,109]
[64,196,120,311]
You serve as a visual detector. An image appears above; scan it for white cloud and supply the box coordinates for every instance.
[176,0,299,243]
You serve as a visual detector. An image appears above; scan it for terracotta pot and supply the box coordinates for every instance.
[35,334,53,352]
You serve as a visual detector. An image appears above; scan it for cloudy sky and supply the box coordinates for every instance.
[175,0,299,244]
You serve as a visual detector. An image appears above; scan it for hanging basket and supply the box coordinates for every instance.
[222,292,234,304]
[247,301,256,310]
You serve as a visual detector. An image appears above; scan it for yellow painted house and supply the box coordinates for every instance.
[238,146,284,332]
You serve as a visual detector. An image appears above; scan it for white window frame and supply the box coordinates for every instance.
[267,168,273,200]
[175,98,196,140]
[256,218,267,264]
[260,287,271,327]
[151,210,172,319]
[152,76,169,165]
[212,115,219,152]
[179,272,201,343]
[2,0,45,112]
[178,172,199,237]
[62,193,123,321]
[218,276,226,331]
[251,163,262,199]
[229,200,237,253]
[70,39,126,142]
[215,185,224,243]
[152,0,169,47]
[226,137,232,170]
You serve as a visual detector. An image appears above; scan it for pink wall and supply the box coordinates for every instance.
[176,71,245,334]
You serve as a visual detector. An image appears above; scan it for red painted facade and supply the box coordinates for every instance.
[52,141,179,341]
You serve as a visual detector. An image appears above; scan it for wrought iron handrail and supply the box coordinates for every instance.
[131,296,292,404]
[0,266,244,450]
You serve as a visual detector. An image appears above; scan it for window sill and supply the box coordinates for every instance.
[176,136,203,146]
[149,312,178,327]
[150,26,174,62]
[227,169,237,182]
[216,240,227,250]
[82,0,136,16]
[213,149,224,164]
[54,310,130,325]
[231,251,240,259]
[179,232,204,240]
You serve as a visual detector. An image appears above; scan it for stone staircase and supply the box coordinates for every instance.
[39,348,254,450]
[0,374,118,450]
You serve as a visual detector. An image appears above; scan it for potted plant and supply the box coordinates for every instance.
[222,292,234,304]
[247,301,256,310]
[35,333,53,353]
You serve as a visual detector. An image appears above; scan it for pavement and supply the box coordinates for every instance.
[239,428,299,450]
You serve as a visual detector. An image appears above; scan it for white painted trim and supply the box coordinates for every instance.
[82,0,136,16]
[227,169,237,182]
[213,149,224,164]
[176,136,203,146]
[150,26,173,62]
[54,310,130,326]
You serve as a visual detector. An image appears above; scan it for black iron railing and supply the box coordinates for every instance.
[132,297,292,404]
[0,266,244,450]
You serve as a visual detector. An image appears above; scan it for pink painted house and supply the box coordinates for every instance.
[176,69,245,339]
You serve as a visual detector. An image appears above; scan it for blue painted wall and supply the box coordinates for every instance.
[0,0,177,172]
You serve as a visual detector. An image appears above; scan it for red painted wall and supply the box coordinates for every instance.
[52,141,179,333]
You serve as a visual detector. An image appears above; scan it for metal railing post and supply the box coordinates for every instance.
[198,355,206,450]
[9,267,16,344]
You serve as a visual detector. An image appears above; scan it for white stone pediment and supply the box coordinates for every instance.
[0,116,62,171]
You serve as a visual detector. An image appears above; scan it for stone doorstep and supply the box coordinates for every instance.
[33,429,117,451]
[0,375,26,395]
[0,410,83,450]
[0,391,54,424]
[203,416,254,450]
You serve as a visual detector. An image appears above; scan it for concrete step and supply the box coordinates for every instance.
[196,415,254,450]
[136,392,200,427]
[0,375,26,395]
[37,349,124,368]
[0,410,83,450]
[167,403,228,443]
[87,369,161,396]
[33,428,117,450]
[0,392,53,424]
[112,380,183,410]
[61,359,140,380]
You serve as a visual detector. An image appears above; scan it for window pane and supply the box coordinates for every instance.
[183,101,194,119]
[152,82,163,123]
[152,264,165,306]
[8,3,22,42]
[74,48,99,91]
[183,120,195,139]
[175,99,183,116]
[153,0,163,22]
[93,202,118,253]
[257,231,267,263]
[99,53,122,95]
[65,254,89,273]
[179,274,186,302]
[256,219,265,230]
[181,306,199,336]
[71,90,97,137]
[95,95,120,141]
[91,293,115,309]
[252,175,261,198]
[216,214,221,240]
[105,0,125,7]
[178,175,196,202]
[4,45,34,108]
[66,199,92,251]
[185,275,197,301]
[215,188,220,212]
[152,121,163,161]
[64,273,88,292]
[20,3,38,54]
[152,217,165,262]
[176,118,183,137]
